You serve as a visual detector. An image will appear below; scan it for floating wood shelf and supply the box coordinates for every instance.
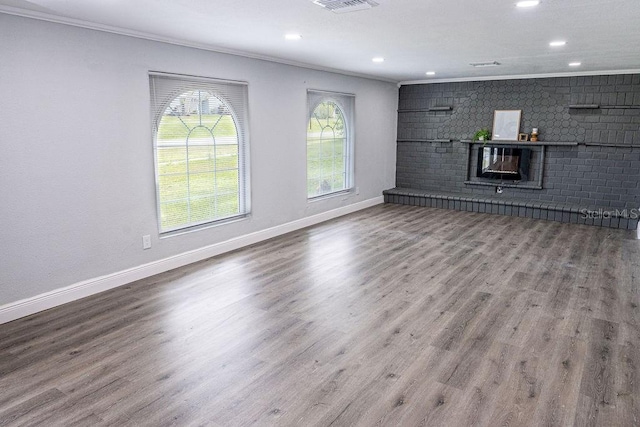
[568,104,640,110]
[600,105,640,109]
[460,141,580,147]
[397,139,453,143]
[397,139,639,147]
[569,104,600,109]
[397,106,453,113]
[464,140,579,146]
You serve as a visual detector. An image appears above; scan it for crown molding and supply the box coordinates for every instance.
[0,6,397,84]
[4,6,638,89]
[399,69,640,86]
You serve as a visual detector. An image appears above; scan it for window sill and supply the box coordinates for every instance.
[159,214,250,239]
[307,189,353,203]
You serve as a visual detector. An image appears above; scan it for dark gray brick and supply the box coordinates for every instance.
[394,75,640,228]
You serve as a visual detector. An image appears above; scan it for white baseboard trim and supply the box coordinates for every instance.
[0,196,384,325]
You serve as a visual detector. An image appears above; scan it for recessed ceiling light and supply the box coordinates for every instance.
[426,71,436,76]
[549,41,566,47]
[516,1,540,7]
[284,34,302,40]
[372,57,385,63]
[569,62,582,67]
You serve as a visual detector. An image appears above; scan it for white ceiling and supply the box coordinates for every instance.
[2,0,640,83]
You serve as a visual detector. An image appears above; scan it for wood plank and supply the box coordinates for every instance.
[0,204,638,426]
[437,290,522,390]
[446,341,520,426]
[0,389,66,427]
[530,336,587,426]
[432,291,493,351]
[574,318,620,426]
[488,351,543,427]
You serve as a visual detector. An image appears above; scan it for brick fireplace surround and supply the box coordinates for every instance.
[385,74,640,230]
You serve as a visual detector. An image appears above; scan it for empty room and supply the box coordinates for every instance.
[1,0,639,425]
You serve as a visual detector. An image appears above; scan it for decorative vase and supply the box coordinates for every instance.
[531,128,539,142]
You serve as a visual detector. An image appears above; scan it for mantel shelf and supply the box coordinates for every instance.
[396,139,639,148]
[463,140,578,146]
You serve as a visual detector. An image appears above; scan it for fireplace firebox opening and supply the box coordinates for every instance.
[477,146,531,181]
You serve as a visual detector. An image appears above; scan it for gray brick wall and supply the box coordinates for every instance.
[396,75,640,210]
[398,74,640,144]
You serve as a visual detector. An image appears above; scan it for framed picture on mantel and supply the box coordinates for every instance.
[492,110,522,141]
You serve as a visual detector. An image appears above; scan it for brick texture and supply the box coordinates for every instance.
[395,75,640,211]
[398,75,640,144]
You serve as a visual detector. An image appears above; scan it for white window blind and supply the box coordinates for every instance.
[306,90,355,199]
[150,72,250,233]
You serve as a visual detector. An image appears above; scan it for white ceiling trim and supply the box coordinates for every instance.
[400,69,640,86]
[0,5,397,84]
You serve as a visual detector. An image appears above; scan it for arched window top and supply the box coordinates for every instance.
[310,100,347,139]
[163,90,233,123]
[158,90,238,147]
[150,73,249,233]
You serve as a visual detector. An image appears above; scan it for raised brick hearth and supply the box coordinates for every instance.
[383,188,638,230]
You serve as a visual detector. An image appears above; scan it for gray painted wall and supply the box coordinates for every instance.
[0,14,398,305]
[396,76,640,210]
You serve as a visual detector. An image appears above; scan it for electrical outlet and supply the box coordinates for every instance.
[142,235,151,250]
[356,186,360,195]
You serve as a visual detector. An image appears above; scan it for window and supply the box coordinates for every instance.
[150,73,249,233]
[306,90,354,198]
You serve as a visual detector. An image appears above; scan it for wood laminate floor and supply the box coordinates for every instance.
[1,204,639,426]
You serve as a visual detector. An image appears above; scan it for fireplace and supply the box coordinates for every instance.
[477,146,531,181]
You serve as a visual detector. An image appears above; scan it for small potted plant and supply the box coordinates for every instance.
[473,129,492,142]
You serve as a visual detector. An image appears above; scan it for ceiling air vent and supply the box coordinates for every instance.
[470,61,501,68]
[312,0,379,14]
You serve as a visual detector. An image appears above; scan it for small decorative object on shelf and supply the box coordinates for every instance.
[473,128,492,142]
[518,133,529,142]
[531,128,539,142]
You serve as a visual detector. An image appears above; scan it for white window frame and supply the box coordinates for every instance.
[306,90,355,200]
[149,72,251,234]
